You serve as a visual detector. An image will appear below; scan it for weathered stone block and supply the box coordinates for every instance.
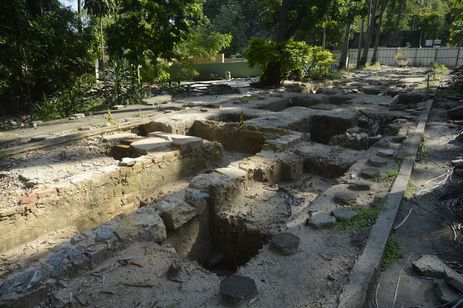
[155,197,197,231]
[220,274,258,304]
[130,137,172,154]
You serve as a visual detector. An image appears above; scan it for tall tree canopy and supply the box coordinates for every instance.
[250,0,334,86]
[106,0,204,67]
[0,0,92,115]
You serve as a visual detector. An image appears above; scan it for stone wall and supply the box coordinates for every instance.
[0,150,206,254]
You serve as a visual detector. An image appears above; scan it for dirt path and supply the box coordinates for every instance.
[376,98,463,307]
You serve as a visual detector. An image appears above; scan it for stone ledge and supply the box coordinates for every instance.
[337,99,433,308]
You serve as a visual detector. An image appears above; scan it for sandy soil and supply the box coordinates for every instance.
[376,98,463,307]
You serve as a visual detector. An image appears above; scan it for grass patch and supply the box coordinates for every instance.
[0,150,6,160]
[364,63,382,71]
[435,88,458,100]
[335,203,386,230]
[381,237,403,270]
[330,70,347,79]
[433,62,448,76]
[417,137,428,160]
[404,180,416,198]
[241,95,259,102]
[375,169,399,183]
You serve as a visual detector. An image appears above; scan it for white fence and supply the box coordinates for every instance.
[333,47,463,68]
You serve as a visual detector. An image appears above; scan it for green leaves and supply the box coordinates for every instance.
[244,37,335,81]
[0,0,92,114]
[106,0,205,66]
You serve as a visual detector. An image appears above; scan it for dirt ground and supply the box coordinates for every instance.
[376,96,463,307]
[0,66,448,308]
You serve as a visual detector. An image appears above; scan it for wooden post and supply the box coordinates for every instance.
[456,48,461,68]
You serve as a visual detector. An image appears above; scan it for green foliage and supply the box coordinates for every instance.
[0,150,6,161]
[449,0,463,45]
[170,30,232,83]
[433,62,448,74]
[395,49,409,62]
[405,180,417,198]
[244,37,280,70]
[335,204,386,230]
[417,137,428,160]
[375,169,399,183]
[305,46,335,78]
[205,0,263,56]
[382,237,403,270]
[0,0,93,115]
[281,40,313,77]
[245,38,335,82]
[106,0,204,66]
[33,74,97,121]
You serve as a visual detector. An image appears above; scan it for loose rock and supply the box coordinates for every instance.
[413,255,451,278]
[445,269,463,293]
[434,280,460,304]
[270,233,300,256]
[348,180,371,191]
[332,207,358,221]
[360,168,380,179]
[220,274,258,304]
[334,191,358,205]
[377,149,395,158]
[367,157,388,167]
[119,157,136,167]
[166,260,189,283]
[308,212,336,229]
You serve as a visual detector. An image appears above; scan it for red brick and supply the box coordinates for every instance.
[20,193,38,205]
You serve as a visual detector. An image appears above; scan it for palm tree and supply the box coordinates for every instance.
[83,0,114,79]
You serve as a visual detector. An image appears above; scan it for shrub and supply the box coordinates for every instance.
[34,74,96,121]
[245,37,335,81]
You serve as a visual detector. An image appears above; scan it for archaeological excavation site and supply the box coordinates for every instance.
[2,65,463,308]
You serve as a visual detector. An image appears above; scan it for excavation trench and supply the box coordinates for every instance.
[0,96,409,305]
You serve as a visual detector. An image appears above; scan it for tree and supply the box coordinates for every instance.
[251,0,334,86]
[170,29,232,83]
[204,0,264,57]
[449,0,463,46]
[0,0,92,115]
[209,1,247,56]
[371,0,389,65]
[358,0,379,68]
[84,0,115,79]
[106,0,204,67]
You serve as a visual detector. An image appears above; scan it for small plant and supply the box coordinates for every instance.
[381,237,403,270]
[365,62,382,71]
[404,180,416,198]
[106,109,115,125]
[335,203,386,230]
[433,62,448,74]
[417,137,428,160]
[395,49,409,66]
[375,169,399,183]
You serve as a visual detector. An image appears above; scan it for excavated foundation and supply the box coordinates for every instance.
[0,73,431,307]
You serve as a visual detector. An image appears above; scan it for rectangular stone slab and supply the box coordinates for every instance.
[130,137,172,154]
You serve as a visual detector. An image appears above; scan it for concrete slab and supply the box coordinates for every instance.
[130,137,172,154]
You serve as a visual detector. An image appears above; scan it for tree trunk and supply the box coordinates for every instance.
[322,25,327,49]
[260,0,290,87]
[357,16,365,65]
[358,0,378,68]
[339,22,352,69]
[395,0,404,29]
[100,17,105,80]
[371,0,389,64]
